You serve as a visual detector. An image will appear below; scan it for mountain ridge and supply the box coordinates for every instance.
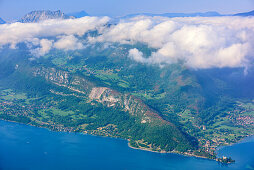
[121,11,223,19]
[3,9,253,24]
[19,10,73,23]
[67,10,89,18]
[234,10,254,16]
[0,17,6,24]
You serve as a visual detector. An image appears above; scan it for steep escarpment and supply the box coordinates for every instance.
[89,87,168,125]
[33,67,169,125]
[33,67,94,95]
[31,66,196,152]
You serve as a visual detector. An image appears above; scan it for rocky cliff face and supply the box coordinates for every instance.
[33,67,169,125]
[19,10,73,23]
[89,87,169,125]
[33,67,93,95]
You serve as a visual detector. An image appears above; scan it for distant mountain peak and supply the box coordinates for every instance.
[162,11,222,17]
[234,10,254,16]
[67,10,89,18]
[0,17,6,24]
[19,10,73,23]
[120,11,222,19]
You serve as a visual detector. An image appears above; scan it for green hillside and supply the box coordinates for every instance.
[0,42,253,159]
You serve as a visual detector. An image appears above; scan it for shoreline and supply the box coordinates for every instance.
[0,118,251,163]
[0,118,212,161]
[127,141,214,161]
[127,139,240,164]
[216,134,254,152]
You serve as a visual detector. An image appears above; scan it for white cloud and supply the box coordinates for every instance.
[96,16,254,69]
[31,39,53,57]
[0,16,109,49]
[54,35,83,50]
[128,48,146,63]
[1,15,254,69]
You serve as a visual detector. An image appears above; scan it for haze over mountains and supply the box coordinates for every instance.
[0,9,254,23]
[121,11,223,19]
[122,10,254,18]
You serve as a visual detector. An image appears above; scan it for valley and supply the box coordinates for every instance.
[0,46,253,161]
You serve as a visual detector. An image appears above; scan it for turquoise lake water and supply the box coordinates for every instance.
[0,120,253,170]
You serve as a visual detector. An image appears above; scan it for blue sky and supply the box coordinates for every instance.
[0,0,253,20]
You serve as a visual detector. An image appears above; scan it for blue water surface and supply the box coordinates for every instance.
[0,120,253,170]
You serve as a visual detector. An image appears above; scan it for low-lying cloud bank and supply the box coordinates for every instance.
[93,16,254,69]
[0,15,254,69]
[0,16,109,50]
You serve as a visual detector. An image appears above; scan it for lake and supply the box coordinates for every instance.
[0,120,253,170]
